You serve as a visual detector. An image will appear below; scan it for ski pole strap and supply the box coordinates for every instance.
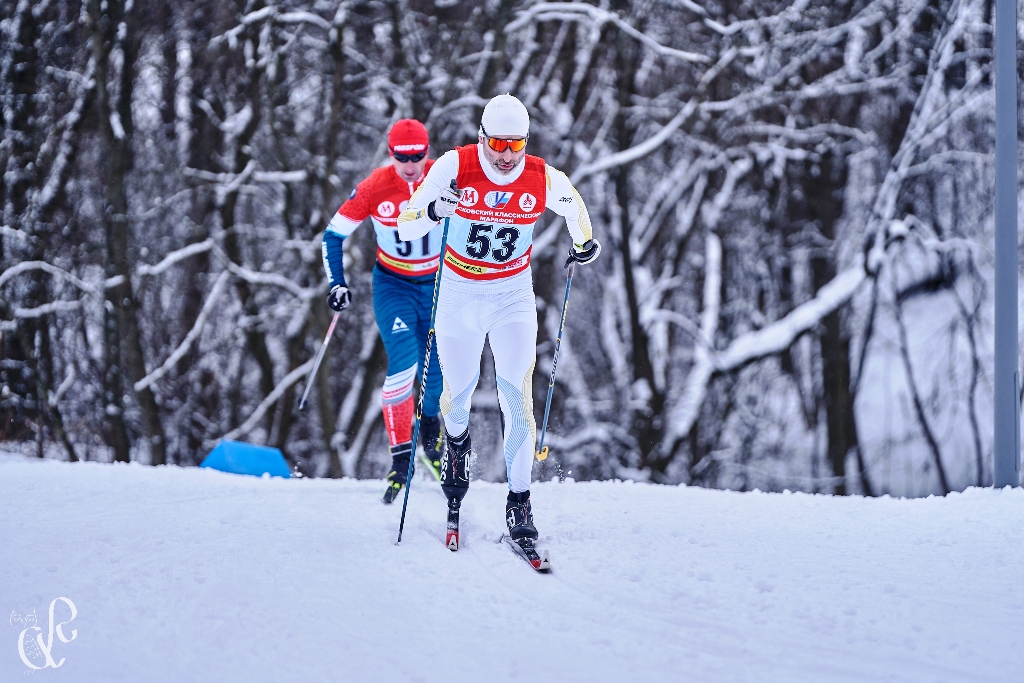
[535,261,574,460]
[297,310,341,411]
[397,215,451,544]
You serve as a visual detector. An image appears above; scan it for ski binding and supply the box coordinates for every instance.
[501,534,550,572]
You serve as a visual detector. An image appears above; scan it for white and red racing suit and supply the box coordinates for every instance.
[397,144,593,492]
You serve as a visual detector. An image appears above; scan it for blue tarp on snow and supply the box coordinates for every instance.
[200,440,291,478]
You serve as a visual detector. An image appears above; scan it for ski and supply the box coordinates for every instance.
[446,498,460,551]
[501,534,551,572]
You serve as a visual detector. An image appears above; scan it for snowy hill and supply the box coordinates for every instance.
[2,455,1022,682]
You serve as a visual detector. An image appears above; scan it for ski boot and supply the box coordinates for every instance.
[506,490,538,540]
[381,442,412,505]
[418,414,444,482]
[441,428,471,550]
[505,490,547,570]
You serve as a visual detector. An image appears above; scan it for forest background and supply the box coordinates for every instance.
[1,0,1016,497]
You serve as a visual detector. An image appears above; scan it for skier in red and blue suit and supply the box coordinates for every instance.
[320,119,445,503]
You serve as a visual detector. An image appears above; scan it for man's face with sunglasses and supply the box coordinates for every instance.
[479,127,527,176]
[390,148,429,182]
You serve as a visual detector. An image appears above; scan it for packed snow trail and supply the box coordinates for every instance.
[2,455,1022,682]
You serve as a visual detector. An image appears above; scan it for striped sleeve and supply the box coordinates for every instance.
[328,177,372,236]
[545,165,593,246]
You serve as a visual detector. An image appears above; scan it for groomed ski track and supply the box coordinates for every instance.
[2,454,1021,682]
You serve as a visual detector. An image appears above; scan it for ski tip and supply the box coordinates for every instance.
[503,535,552,572]
[447,532,459,552]
[530,551,551,572]
[539,550,551,572]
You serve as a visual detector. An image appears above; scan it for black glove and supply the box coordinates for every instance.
[327,284,351,311]
[565,238,601,268]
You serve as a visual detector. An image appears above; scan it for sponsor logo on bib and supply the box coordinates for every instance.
[484,191,513,209]
[519,193,537,212]
[460,187,479,207]
[377,201,395,217]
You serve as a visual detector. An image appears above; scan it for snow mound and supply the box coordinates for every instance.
[2,458,1021,681]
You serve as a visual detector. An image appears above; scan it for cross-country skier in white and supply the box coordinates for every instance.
[397,94,600,551]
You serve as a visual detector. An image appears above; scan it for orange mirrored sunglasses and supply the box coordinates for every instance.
[481,125,528,153]
[485,137,527,153]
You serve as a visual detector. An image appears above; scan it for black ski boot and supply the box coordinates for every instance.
[419,414,444,481]
[440,428,471,501]
[506,490,538,540]
[382,442,412,504]
[441,428,471,550]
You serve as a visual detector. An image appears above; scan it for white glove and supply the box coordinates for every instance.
[428,183,462,221]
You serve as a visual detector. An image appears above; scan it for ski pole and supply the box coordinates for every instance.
[297,310,341,411]
[535,260,575,462]
[397,214,451,545]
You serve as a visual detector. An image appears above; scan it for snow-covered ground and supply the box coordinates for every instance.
[2,454,1022,682]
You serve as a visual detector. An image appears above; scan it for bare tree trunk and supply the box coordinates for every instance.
[476,0,516,100]
[91,0,168,465]
[270,315,311,458]
[954,260,987,486]
[817,309,857,495]
[808,155,859,495]
[217,8,277,434]
[609,13,666,475]
[84,0,130,462]
[893,286,951,494]
[850,276,881,496]
[35,316,79,462]
[317,14,350,476]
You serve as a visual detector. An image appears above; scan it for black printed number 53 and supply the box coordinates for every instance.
[466,223,520,262]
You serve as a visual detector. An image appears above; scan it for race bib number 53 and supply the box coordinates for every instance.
[465,223,520,263]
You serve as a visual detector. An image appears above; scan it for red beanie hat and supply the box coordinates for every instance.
[388,119,429,154]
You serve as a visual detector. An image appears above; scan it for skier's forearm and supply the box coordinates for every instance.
[397,185,441,241]
[546,166,593,246]
[321,231,346,288]
[562,186,593,246]
[398,150,459,241]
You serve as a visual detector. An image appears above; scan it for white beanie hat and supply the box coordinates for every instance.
[480,94,530,138]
